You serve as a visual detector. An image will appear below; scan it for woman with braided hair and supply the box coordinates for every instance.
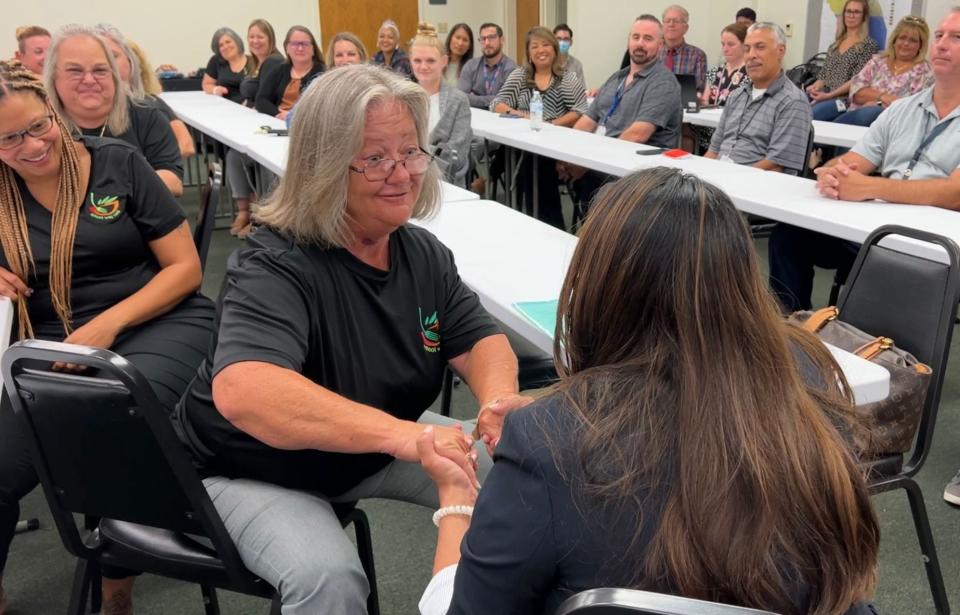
[0,60,214,615]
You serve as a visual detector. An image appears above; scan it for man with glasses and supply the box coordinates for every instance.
[661,5,708,91]
[769,9,960,317]
[457,23,517,110]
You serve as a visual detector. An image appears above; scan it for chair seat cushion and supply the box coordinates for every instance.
[94,519,273,597]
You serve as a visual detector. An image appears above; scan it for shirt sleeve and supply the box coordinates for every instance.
[137,105,184,179]
[849,55,879,99]
[630,74,681,130]
[434,240,500,360]
[419,564,458,615]
[585,75,614,123]
[765,96,813,173]
[490,68,525,112]
[151,96,177,121]
[851,101,892,166]
[124,145,186,241]
[446,410,556,615]
[707,94,733,154]
[211,250,312,376]
[205,55,220,81]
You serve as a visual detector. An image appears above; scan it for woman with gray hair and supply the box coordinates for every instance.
[173,64,528,613]
[372,19,412,76]
[45,24,183,196]
[201,26,250,103]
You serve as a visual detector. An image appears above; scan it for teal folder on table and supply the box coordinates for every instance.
[512,299,558,337]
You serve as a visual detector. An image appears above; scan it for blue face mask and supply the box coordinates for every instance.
[558,40,571,54]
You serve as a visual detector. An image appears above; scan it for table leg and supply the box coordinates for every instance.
[532,153,539,220]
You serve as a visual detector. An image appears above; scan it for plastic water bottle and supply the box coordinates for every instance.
[529,90,543,131]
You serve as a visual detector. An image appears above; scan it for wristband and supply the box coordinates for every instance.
[432,505,474,527]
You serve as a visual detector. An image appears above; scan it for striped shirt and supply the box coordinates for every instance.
[659,41,707,91]
[490,67,588,121]
[708,71,812,174]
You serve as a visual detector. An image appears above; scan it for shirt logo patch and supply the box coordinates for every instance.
[87,192,123,222]
[419,308,440,353]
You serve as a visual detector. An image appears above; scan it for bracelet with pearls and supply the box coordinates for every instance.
[432,504,474,527]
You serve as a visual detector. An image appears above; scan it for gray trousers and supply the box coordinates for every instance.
[203,411,491,614]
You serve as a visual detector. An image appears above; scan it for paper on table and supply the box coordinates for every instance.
[513,300,558,337]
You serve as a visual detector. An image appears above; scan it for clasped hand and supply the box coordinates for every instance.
[814,158,870,201]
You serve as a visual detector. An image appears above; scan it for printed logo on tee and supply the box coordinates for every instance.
[419,308,440,353]
[86,192,123,223]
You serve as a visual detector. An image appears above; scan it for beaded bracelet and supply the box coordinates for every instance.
[432,504,474,527]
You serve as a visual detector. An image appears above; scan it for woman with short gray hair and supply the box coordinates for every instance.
[173,64,527,613]
[201,26,249,103]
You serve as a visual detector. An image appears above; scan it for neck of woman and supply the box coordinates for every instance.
[534,66,552,79]
[845,30,861,42]
[70,110,109,131]
[346,234,391,270]
[421,78,441,95]
[727,58,745,71]
[382,49,394,64]
[291,59,312,74]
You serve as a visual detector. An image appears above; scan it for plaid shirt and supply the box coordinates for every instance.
[659,41,707,91]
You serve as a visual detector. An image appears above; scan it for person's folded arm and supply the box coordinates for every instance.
[551,110,581,127]
[169,119,196,158]
[753,159,784,172]
[618,120,656,143]
[573,114,598,133]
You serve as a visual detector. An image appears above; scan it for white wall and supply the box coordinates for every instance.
[419,0,506,44]
[925,0,959,25]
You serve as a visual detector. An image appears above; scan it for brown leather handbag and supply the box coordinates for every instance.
[790,306,932,456]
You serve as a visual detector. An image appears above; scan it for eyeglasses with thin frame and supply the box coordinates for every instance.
[349,147,433,181]
[287,41,313,49]
[844,8,864,15]
[0,115,54,150]
[478,34,499,42]
[61,66,112,82]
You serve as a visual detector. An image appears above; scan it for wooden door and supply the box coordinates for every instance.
[319,0,419,60]
[515,0,541,64]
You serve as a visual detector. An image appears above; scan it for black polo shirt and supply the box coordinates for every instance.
[79,100,183,179]
[205,55,247,104]
[175,224,500,496]
[6,137,185,339]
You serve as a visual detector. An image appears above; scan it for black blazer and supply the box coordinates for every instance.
[254,60,325,116]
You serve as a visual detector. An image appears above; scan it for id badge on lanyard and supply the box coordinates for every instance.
[595,125,607,137]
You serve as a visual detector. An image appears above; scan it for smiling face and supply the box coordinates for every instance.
[744,27,785,87]
[720,30,746,65]
[893,28,922,62]
[0,92,62,182]
[333,39,363,67]
[931,11,960,81]
[448,26,471,58]
[347,100,424,238]
[248,25,270,59]
[15,35,50,75]
[378,27,398,52]
[218,34,241,61]
[628,19,663,69]
[410,44,447,88]
[54,35,116,125]
[528,35,556,71]
[286,29,315,65]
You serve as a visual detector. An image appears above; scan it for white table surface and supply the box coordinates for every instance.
[682,107,869,148]
[413,199,889,405]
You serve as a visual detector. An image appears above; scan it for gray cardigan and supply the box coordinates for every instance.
[431,83,473,185]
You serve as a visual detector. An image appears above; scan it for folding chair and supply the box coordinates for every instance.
[1,340,379,615]
[556,588,777,615]
[838,225,960,615]
[194,161,222,273]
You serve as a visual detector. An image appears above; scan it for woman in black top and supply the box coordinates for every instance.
[44,25,183,197]
[238,18,283,106]
[201,27,249,105]
[0,60,214,615]
[418,168,881,615]
[254,26,325,120]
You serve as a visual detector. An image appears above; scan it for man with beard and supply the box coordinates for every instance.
[457,23,517,109]
[562,15,681,212]
[705,22,811,174]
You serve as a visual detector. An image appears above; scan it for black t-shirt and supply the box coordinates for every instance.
[148,95,177,122]
[5,137,185,339]
[175,224,500,496]
[205,55,247,104]
[79,101,183,179]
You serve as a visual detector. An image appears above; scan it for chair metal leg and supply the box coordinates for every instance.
[902,477,950,614]
[200,584,220,615]
[440,369,453,417]
[343,508,379,615]
[67,559,93,615]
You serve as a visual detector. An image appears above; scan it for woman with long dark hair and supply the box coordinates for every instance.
[443,23,473,86]
[418,167,880,615]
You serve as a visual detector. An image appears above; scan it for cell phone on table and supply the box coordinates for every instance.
[499,113,522,119]
[636,148,666,156]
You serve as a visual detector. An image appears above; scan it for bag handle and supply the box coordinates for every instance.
[801,306,838,333]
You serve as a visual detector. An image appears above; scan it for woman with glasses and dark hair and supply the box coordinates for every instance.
[44,25,183,197]
[202,27,250,104]
[0,59,214,615]
[173,64,526,614]
[418,167,881,615]
[254,26,325,120]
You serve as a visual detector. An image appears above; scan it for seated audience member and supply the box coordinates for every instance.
[327,31,368,68]
[13,26,50,75]
[736,7,757,26]
[172,65,528,613]
[255,26,325,121]
[0,59,214,615]
[458,23,517,109]
[410,24,472,185]
[661,5,708,91]
[564,15,681,209]
[443,23,474,87]
[46,25,184,196]
[553,24,585,87]
[94,25,196,160]
[807,0,879,121]
[492,26,587,229]
[769,9,960,316]
[690,22,750,152]
[202,27,250,104]
[238,19,283,106]
[372,19,412,77]
[838,15,933,127]
[705,22,811,175]
[416,167,881,615]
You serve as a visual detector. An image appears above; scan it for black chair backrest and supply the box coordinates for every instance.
[802,124,816,178]
[556,589,778,615]
[194,162,221,272]
[1,340,253,583]
[837,225,960,473]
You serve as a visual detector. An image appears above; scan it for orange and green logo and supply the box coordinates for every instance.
[87,192,122,222]
[419,308,440,353]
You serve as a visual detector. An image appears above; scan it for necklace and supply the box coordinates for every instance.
[99,124,107,137]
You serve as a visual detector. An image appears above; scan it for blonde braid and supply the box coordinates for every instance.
[0,60,82,339]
